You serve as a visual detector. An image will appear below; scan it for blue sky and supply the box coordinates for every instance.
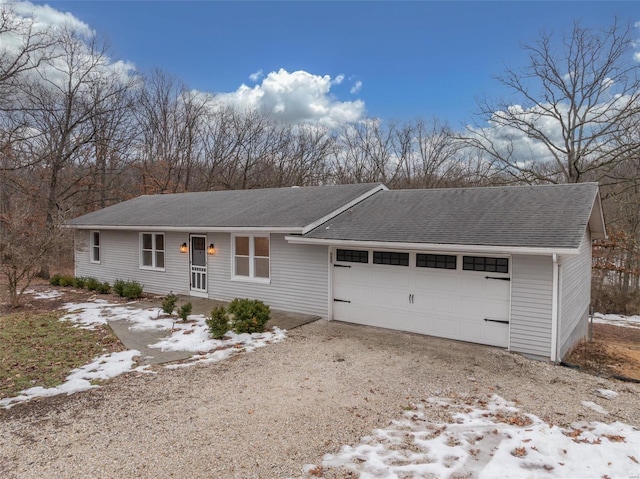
[31,1,640,127]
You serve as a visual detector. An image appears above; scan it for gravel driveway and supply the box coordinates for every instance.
[1,320,639,478]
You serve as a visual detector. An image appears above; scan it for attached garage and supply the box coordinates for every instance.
[287,182,607,362]
[331,249,510,347]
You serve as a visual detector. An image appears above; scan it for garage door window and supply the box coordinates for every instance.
[463,256,508,273]
[373,251,409,266]
[336,249,369,263]
[416,254,456,269]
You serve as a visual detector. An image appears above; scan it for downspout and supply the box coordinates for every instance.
[550,253,559,363]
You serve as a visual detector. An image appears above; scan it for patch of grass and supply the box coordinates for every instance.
[0,311,122,400]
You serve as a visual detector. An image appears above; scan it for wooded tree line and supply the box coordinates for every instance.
[1,6,639,309]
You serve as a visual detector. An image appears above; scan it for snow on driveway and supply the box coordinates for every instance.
[2,291,286,408]
[304,395,640,479]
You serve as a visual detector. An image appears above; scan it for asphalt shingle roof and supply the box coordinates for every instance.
[303,183,600,249]
[67,183,383,229]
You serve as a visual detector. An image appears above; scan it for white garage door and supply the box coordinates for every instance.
[332,250,510,348]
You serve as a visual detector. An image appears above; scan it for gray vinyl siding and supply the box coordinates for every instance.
[510,255,553,359]
[558,229,592,358]
[75,231,329,317]
[208,233,329,318]
[74,229,192,295]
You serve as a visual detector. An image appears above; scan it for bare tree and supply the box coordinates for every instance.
[0,201,65,307]
[134,70,209,194]
[464,20,640,184]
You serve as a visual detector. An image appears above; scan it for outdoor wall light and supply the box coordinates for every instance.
[208,243,216,255]
[180,242,188,253]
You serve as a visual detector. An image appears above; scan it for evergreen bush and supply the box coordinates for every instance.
[206,306,230,339]
[177,302,192,322]
[227,298,270,334]
[162,293,178,315]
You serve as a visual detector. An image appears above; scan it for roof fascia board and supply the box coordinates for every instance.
[65,225,302,234]
[301,183,388,235]
[284,236,579,256]
[587,189,607,240]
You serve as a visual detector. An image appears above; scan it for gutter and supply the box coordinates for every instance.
[284,236,581,257]
[550,253,559,363]
[64,225,302,233]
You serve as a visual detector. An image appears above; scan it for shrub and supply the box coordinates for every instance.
[177,302,192,322]
[113,279,126,297]
[96,281,111,294]
[49,274,62,286]
[58,275,76,287]
[123,281,143,299]
[207,306,230,339]
[227,298,270,334]
[73,276,87,289]
[162,293,178,315]
[85,277,101,291]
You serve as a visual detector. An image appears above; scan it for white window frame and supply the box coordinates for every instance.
[139,232,165,271]
[231,234,270,283]
[90,230,101,264]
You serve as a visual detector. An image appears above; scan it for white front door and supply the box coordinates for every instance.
[190,235,207,297]
[332,250,510,348]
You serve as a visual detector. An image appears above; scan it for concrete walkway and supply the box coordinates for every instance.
[108,295,320,365]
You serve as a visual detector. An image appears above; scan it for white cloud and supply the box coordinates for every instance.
[634,51,640,63]
[215,69,365,127]
[249,69,263,82]
[9,0,93,37]
[350,80,362,94]
[333,74,344,85]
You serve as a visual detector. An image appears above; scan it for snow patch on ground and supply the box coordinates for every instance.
[0,351,150,409]
[593,312,640,329]
[60,300,166,330]
[303,395,640,479]
[581,400,609,415]
[24,289,64,300]
[596,388,619,400]
[163,326,288,369]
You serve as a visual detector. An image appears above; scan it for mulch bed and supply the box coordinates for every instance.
[565,323,640,381]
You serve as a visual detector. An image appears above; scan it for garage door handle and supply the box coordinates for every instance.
[485,276,510,281]
[333,298,351,303]
[484,318,510,324]
[334,264,351,268]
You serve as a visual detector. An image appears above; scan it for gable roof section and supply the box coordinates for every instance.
[67,183,385,231]
[300,183,605,251]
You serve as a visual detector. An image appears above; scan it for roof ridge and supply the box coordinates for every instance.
[389,183,599,193]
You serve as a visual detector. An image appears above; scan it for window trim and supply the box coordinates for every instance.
[416,253,457,270]
[462,255,509,274]
[231,234,271,283]
[373,251,409,266]
[336,249,369,264]
[90,230,100,264]
[139,232,165,271]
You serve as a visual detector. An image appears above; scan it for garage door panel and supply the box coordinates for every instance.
[333,257,510,348]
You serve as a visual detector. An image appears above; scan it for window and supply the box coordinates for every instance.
[416,254,456,269]
[336,249,369,263]
[373,251,409,266]
[233,235,270,280]
[140,233,165,270]
[90,231,100,263]
[463,256,508,273]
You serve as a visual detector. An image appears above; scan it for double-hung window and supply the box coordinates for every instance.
[90,231,100,263]
[140,233,165,270]
[233,235,270,281]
